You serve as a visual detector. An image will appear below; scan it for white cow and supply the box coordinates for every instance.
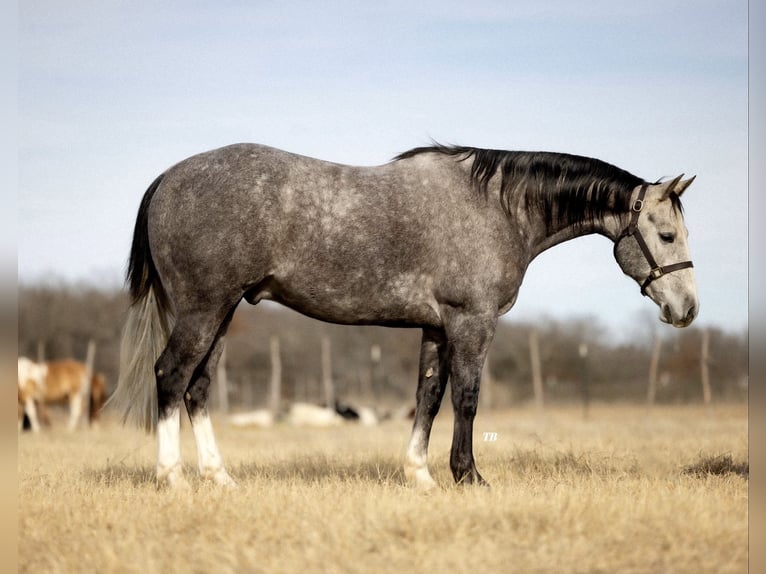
[287,402,344,427]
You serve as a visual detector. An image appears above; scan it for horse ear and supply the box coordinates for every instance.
[659,174,684,200]
[673,175,696,197]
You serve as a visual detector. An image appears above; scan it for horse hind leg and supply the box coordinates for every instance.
[154,306,234,490]
[183,309,237,488]
[405,327,450,491]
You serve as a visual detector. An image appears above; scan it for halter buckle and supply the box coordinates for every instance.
[632,199,644,212]
[649,267,664,280]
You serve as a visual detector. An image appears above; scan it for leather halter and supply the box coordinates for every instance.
[616,183,694,296]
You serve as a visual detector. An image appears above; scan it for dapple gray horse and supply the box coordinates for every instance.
[109,143,697,490]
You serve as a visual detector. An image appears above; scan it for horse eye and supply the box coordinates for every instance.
[659,232,675,243]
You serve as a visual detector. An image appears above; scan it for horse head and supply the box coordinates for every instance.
[614,175,698,327]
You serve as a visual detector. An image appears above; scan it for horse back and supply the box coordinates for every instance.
[152,146,490,259]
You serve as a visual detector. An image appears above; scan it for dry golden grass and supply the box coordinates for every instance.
[19,403,747,574]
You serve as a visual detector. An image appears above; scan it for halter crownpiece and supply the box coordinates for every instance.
[618,183,694,296]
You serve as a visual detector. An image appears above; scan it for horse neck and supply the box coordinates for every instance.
[524,198,627,260]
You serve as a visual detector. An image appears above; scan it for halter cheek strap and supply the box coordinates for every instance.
[618,183,694,296]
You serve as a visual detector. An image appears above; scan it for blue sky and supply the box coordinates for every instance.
[18,1,748,337]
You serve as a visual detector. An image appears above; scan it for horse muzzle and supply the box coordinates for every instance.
[660,298,698,328]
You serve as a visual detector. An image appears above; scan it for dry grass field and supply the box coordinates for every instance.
[18,403,747,574]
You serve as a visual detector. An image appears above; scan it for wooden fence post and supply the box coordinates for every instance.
[321,336,335,408]
[269,335,282,416]
[529,329,544,413]
[578,342,590,420]
[368,343,381,400]
[701,329,712,414]
[647,331,661,407]
[80,339,96,428]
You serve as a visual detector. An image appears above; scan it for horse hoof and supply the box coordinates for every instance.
[405,465,438,492]
[454,470,490,487]
[200,467,238,489]
[157,466,190,491]
[212,470,238,489]
[159,477,191,492]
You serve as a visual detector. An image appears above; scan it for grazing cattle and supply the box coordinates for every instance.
[228,402,380,429]
[334,400,380,426]
[229,409,275,429]
[287,402,344,427]
[18,358,107,432]
[333,400,360,421]
[356,406,380,427]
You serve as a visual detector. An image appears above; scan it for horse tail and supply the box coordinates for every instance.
[106,174,173,433]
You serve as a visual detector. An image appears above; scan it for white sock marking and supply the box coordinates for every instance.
[156,408,187,489]
[191,412,236,487]
[405,427,437,490]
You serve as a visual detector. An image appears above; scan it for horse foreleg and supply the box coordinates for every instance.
[405,327,450,491]
[445,312,496,486]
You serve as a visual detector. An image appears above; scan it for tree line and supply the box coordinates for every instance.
[18,283,748,411]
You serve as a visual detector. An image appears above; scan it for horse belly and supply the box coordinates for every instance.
[44,361,84,402]
[265,271,443,328]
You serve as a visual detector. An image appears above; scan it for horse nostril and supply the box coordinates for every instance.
[685,304,697,323]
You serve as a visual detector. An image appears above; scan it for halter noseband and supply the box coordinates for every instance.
[617,183,694,296]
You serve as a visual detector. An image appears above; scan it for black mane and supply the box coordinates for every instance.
[394,145,649,231]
